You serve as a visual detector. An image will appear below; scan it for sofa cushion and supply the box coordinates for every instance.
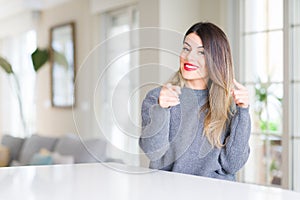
[1,135,25,164]
[52,152,74,164]
[19,135,57,165]
[0,145,10,167]
[54,134,106,163]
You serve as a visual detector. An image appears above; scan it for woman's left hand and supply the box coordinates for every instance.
[231,79,249,108]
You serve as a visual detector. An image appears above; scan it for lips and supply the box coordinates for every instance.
[183,62,199,71]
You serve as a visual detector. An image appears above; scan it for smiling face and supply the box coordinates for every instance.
[180,32,208,89]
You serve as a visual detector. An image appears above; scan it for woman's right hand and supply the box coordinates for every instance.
[158,83,181,108]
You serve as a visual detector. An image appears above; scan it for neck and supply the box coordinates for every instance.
[185,79,208,90]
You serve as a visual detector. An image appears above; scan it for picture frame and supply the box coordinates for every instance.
[50,22,76,108]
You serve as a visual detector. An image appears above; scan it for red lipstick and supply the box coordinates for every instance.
[183,62,199,71]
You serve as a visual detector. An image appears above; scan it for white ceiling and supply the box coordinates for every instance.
[0,0,72,20]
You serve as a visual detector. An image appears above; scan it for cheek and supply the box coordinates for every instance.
[202,66,209,77]
[179,54,186,66]
[180,52,186,60]
[198,58,206,68]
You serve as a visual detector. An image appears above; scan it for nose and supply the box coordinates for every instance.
[187,50,197,62]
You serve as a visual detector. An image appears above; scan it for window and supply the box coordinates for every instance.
[240,0,284,187]
[240,0,300,191]
[99,6,140,165]
[0,30,37,137]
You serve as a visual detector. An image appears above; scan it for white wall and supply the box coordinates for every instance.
[35,0,94,138]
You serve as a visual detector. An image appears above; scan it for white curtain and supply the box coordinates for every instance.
[0,30,37,137]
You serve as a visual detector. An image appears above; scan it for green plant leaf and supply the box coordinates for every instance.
[270,159,278,172]
[0,56,13,74]
[31,48,49,72]
[269,121,278,131]
[54,50,69,69]
[260,120,267,131]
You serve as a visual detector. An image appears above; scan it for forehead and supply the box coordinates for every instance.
[184,32,203,46]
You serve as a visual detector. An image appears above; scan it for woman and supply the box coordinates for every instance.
[139,22,251,181]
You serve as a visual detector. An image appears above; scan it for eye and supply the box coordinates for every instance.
[198,51,205,55]
[182,47,190,52]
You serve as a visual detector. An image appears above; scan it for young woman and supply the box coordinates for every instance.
[139,22,251,181]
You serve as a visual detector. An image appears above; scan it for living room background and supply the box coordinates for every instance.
[0,0,299,192]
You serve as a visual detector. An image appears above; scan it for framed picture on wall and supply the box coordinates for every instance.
[50,22,76,108]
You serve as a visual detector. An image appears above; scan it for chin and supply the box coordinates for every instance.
[181,71,200,80]
[182,75,200,81]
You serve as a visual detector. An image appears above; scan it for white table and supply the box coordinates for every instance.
[0,163,300,200]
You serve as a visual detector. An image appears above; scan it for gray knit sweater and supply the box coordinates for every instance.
[139,87,251,181]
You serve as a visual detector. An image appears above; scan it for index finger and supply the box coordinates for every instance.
[233,79,245,90]
[165,83,180,97]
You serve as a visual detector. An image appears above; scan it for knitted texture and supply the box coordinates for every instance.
[139,87,251,181]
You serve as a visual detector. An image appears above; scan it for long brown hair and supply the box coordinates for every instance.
[169,22,235,148]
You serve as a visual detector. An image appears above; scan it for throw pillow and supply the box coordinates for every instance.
[19,135,57,165]
[0,145,10,167]
[29,153,53,165]
[1,135,24,164]
[38,148,74,165]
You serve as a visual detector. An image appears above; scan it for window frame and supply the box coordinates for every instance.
[236,0,298,190]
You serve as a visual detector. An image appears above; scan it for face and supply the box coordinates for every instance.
[180,32,208,89]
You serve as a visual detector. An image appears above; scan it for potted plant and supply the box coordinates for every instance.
[0,48,50,135]
[0,47,68,136]
[0,56,27,134]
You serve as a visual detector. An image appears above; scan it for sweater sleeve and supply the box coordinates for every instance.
[139,88,171,161]
[219,106,251,174]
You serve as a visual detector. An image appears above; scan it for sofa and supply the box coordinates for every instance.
[0,133,107,167]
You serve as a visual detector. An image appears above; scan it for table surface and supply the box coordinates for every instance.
[0,162,300,200]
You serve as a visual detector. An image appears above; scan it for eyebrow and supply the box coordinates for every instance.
[184,41,204,49]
